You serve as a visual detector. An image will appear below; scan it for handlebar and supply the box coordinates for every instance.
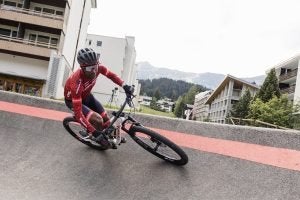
[108,89,135,128]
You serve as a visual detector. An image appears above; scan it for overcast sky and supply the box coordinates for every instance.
[88,0,300,77]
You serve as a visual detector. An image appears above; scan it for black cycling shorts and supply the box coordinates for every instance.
[65,94,105,117]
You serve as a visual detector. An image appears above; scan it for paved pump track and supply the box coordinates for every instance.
[1,98,300,199]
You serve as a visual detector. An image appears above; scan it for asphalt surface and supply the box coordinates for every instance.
[1,111,300,200]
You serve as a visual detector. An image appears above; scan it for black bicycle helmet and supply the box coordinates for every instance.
[77,48,98,67]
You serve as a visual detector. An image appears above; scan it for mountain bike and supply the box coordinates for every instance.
[62,89,189,166]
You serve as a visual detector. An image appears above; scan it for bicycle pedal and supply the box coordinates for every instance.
[111,143,118,149]
[120,137,127,143]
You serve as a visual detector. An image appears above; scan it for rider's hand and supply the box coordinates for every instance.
[123,84,134,95]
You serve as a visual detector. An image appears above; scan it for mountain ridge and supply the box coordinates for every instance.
[136,62,265,89]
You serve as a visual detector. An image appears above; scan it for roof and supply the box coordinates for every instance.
[205,74,260,104]
[195,90,213,99]
[266,53,300,73]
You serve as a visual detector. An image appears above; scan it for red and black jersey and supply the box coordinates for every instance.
[64,64,124,133]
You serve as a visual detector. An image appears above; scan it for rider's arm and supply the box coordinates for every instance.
[98,65,124,87]
[70,80,96,133]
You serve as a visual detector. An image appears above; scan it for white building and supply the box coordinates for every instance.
[193,90,213,121]
[86,34,140,106]
[0,0,96,98]
[205,75,260,124]
[157,98,174,112]
[267,54,300,105]
[139,95,152,106]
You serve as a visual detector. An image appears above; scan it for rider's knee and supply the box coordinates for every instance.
[88,112,103,129]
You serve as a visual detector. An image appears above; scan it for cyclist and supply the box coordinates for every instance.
[64,48,133,147]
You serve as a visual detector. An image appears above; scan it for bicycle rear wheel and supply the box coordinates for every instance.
[129,126,188,165]
[63,116,108,151]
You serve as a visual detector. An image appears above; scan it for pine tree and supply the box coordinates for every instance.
[256,68,280,102]
[154,88,161,100]
[184,85,200,104]
[174,96,185,117]
[230,89,252,118]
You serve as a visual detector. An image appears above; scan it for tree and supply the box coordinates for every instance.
[256,68,280,102]
[150,97,160,111]
[230,89,252,118]
[154,88,161,100]
[184,85,200,104]
[248,95,298,128]
[139,78,207,100]
[174,95,185,117]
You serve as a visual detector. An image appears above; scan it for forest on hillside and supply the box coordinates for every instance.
[139,78,207,101]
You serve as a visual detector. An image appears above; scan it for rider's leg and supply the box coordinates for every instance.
[86,111,104,131]
[84,94,110,129]
[65,98,104,131]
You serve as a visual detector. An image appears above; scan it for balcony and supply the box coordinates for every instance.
[0,4,64,30]
[280,85,296,94]
[0,34,58,59]
[279,68,298,82]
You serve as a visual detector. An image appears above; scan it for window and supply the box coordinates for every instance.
[15,83,23,93]
[0,28,11,36]
[4,1,16,7]
[12,31,17,37]
[24,85,41,96]
[50,38,58,46]
[43,8,55,14]
[56,10,63,16]
[5,81,14,91]
[97,41,102,46]
[0,0,3,4]
[0,80,4,90]
[231,100,238,105]
[88,40,92,45]
[34,7,42,12]
[29,34,37,42]
[37,35,50,44]
[96,53,100,59]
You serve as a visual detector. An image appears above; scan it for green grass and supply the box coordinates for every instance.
[137,105,175,118]
[104,104,175,118]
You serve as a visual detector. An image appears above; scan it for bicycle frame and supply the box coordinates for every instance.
[104,94,140,145]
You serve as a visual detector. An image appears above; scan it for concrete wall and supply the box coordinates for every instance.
[0,53,48,80]
[1,90,300,151]
[62,0,93,70]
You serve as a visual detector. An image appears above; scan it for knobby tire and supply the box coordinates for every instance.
[63,116,108,151]
[129,126,188,165]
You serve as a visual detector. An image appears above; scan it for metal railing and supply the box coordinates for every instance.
[0,34,58,49]
[0,4,64,21]
[280,85,296,94]
[279,69,298,81]
[228,117,293,130]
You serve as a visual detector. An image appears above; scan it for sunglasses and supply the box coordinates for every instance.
[84,65,97,72]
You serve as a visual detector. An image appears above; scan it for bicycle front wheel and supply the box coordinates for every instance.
[129,126,188,165]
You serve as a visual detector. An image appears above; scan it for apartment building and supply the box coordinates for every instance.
[268,54,300,104]
[193,90,213,121]
[139,95,152,106]
[157,98,174,112]
[205,75,260,124]
[0,0,96,98]
[86,34,140,106]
